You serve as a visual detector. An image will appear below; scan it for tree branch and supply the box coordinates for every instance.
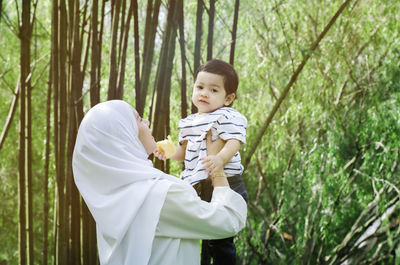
[244,0,353,168]
[0,80,19,151]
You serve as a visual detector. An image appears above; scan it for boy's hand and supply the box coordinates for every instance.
[153,149,167,160]
[201,155,224,175]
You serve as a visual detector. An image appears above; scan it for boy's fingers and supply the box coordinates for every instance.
[153,150,167,160]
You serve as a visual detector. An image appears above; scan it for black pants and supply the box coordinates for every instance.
[195,175,248,265]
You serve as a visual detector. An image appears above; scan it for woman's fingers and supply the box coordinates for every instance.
[210,168,217,175]
[201,158,213,172]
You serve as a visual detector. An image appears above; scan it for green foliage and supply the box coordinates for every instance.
[1,0,400,264]
[231,0,400,264]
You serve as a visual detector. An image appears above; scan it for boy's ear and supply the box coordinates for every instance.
[224,93,236,106]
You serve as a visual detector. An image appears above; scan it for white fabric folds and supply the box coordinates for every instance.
[72,100,179,265]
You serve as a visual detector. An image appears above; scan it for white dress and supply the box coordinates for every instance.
[149,183,247,265]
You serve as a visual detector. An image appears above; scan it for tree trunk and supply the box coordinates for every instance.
[67,100,80,265]
[18,0,34,264]
[27,1,41,254]
[68,1,87,264]
[108,0,122,99]
[118,0,127,62]
[206,0,215,60]
[116,0,135,97]
[43,65,52,265]
[139,0,161,116]
[18,4,28,265]
[27,50,34,265]
[133,0,141,110]
[177,0,187,118]
[89,0,100,106]
[86,0,105,262]
[192,0,203,114]
[55,0,68,263]
[27,0,39,261]
[51,0,60,264]
[152,0,179,172]
[229,0,240,65]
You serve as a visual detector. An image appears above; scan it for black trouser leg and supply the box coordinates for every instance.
[201,239,212,265]
[208,237,236,265]
[196,175,248,265]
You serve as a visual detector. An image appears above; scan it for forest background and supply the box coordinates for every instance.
[0,0,399,264]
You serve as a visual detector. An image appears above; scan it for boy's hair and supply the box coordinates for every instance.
[196,59,239,105]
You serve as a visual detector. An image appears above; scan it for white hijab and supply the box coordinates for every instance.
[73,100,180,264]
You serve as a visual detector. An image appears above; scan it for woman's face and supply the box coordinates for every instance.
[132,109,157,155]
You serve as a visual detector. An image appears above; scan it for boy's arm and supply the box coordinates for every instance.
[154,140,187,161]
[216,139,241,164]
[202,137,241,175]
[170,141,187,162]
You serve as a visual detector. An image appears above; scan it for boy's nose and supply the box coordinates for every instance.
[200,90,208,97]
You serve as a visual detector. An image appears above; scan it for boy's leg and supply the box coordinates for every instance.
[198,180,213,265]
[227,175,249,203]
[201,240,212,265]
[200,175,248,265]
[207,175,248,265]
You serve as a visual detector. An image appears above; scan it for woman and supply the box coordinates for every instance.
[72,100,247,265]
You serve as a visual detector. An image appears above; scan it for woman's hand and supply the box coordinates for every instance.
[201,155,224,175]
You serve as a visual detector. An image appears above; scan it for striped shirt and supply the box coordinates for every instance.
[179,107,247,185]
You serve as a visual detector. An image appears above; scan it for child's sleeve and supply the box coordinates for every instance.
[213,110,247,144]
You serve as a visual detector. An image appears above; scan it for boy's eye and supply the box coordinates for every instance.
[197,85,203,90]
[212,88,218,93]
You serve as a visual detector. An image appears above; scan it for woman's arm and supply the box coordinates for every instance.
[156,133,245,239]
[156,181,247,240]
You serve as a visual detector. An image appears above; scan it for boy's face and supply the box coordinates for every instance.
[192,71,235,114]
